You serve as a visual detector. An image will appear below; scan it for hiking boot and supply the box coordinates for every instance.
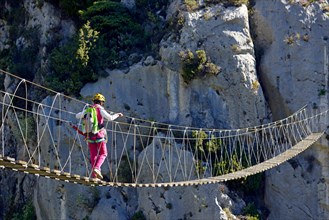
[93,168,103,179]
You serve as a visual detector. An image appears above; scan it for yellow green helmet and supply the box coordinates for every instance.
[92,93,106,102]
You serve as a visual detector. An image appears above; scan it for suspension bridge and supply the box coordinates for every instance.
[0,69,327,187]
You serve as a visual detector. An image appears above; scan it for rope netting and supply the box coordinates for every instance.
[0,69,327,187]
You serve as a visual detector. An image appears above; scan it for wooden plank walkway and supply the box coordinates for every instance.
[0,132,323,187]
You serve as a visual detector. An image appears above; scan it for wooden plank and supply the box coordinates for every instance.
[3,156,15,162]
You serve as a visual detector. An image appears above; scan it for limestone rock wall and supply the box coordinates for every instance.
[252,0,329,118]
[251,1,329,219]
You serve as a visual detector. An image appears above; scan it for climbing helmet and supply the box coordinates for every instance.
[92,93,106,102]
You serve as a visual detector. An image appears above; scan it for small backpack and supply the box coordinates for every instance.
[82,105,104,136]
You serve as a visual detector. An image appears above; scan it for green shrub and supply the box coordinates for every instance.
[5,2,26,24]
[45,0,150,95]
[79,0,146,68]
[0,49,12,72]
[192,130,208,153]
[43,0,175,96]
[45,0,95,17]
[251,80,260,91]
[179,49,220,83]
[322,4,329,14]
[47,36,97,95]
[167,12,185,36]
[12,201,36,220]
[300,0,317,7]
[11,113,37,145]
[131,210,146,220]
[185,0,199,11]
[284,33,301,45]
[229,0,249,6]
[77,21,99,67]
[191,130,245,176]
[214,154,244,175]
[205,0,249,6]
[318,88,326,96]
[239,173,263,193]
[195,160,206,176]
[166,203,173,209]
[242,202,260,220]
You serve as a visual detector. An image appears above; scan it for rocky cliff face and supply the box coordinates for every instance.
[1,0,329,219]
[35,2,259,219]
[251,1,329,219]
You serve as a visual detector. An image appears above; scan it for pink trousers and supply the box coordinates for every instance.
[88,141,107,178]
